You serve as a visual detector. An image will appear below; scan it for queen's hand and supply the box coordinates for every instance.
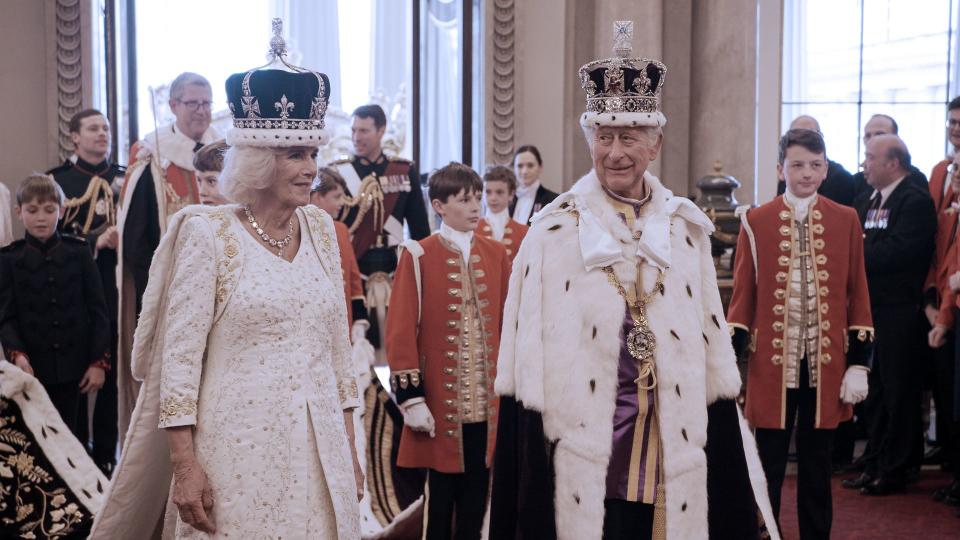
[351,445,364,502]
[171,457,217,534]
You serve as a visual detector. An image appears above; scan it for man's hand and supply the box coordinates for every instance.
[929,324,951,349]
[11,353,33,376]
[950,271,960,292]
[839,366,869,405]
[78,366,105,393]
[95,225,119,251]
[924,305,939,327]
[401,400,435,437]
[171,458,216,534]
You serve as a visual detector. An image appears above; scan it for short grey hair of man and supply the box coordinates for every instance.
[581,124,663,150]
[169,72,211,101]
[219,145,278,205]
[885,137,912,171]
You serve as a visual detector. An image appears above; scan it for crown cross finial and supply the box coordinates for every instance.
[269,18,287,59]
[613,21,633,58]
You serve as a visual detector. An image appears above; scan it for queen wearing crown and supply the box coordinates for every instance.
[90,24,362,539]
[488,22,779,540]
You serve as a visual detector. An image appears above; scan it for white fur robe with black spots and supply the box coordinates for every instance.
[489,171,780,540]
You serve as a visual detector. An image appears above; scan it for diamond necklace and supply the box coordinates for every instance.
[243,205,294,257]
[602,264,664,389]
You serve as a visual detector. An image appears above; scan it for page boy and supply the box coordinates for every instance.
[385,162,510,540]
[193,139,229,206]
[478,165,528,262]
[0,174,111,435]
[727,128,874,538]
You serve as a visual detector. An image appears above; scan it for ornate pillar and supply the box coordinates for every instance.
[485,0,516,166]
[54,0,84,161]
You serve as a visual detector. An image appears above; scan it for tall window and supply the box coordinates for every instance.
[782,0,959,176]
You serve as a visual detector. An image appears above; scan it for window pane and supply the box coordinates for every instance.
[782,0,862,103]
[860,0,952,104]
[133,0,273,141]
[780,103,862,173]
[863,103,952,175]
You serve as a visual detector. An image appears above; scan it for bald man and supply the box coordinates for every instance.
[851,115,929,200]
[776,115,856,205]
[844,135,936,496]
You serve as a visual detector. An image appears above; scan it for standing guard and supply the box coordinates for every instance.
[329,104,431,361]
[47,109,125,475]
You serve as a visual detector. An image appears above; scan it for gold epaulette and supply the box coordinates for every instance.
[386,155,413,165]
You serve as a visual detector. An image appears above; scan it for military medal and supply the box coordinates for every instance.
[602,265,664,389]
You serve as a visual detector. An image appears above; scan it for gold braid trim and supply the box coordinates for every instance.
[338,378,360,405]
[344,175,385,235]
[61,175,116,234]
[158,397,197,424]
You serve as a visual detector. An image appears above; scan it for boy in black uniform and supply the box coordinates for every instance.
[0,175,111,439]
[46,108,124,473]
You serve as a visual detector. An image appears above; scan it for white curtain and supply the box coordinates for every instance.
[274,0,343,108]
[421,0,462,172]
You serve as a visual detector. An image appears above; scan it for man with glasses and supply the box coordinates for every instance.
[924,96,960,508]
[116,72,220,440]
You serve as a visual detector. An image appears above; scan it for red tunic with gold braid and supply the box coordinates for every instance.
[333,220,364,327]
[386,235,510,473]
[476,217,528,262]
[727,196,873,429]
[924,159,958,327]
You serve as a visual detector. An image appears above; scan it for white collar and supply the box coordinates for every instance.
[516,180,540,199]
[439,222,474,262]
[872,174,907,205]
[559,170,674,271]
[783,190,817,221]
[137,123,220,171]
[486,207,510,227]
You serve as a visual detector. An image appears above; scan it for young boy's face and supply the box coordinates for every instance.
[197,170,228,206]
[778,144,827,199]
[17,198,61,241]
[484,180,513,215]
[310,185,345,217]
[433,188,482,233]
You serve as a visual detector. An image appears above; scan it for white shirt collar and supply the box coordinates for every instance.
[783,190,817,221]
[515,180,540,200]
[439,222,474,262]
[485,207,510,241]
[873,175,907,206]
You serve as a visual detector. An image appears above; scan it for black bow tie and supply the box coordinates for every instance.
[193,141,205,153]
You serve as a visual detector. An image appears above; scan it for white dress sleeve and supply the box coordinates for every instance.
[310,208,360,410]
[158,215,218,428]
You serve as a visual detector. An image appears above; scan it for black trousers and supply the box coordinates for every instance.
[45,381,81,439]
[755,360,834,540]
[76,363,118,468]
[861,304,924,483]
[602,499,654,540]
[423,422,489,540]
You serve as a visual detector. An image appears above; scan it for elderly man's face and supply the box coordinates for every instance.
[862,138,894,189]
[591,126,662,196]
[169,84,213,142]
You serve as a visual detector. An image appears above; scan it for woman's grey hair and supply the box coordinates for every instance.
[219,145,278,205]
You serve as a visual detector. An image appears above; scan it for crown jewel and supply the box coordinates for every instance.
[579,20,667,116]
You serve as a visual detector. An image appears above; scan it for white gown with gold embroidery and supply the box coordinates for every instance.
[156,210,360,539]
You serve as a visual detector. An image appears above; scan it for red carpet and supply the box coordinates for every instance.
[777,471,960,539]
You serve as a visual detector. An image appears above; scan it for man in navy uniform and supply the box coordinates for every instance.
[844,134,936,495]
[46,108,124,475]
[329,104,430,359]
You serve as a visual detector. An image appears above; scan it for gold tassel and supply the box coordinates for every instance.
[652,484,667,540]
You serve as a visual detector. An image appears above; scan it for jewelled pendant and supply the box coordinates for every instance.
[627,322,656,362]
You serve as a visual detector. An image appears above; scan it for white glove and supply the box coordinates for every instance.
[401,399,436,438]
[839,365,869,405]
[351,322,376,370]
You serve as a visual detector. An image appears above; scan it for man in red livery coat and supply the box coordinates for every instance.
[729,129,874,539]
[478,165,528,262]
[926,95,960,505]
[386,163,510,540]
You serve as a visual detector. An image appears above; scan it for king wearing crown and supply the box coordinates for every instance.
[488,21,780,540]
